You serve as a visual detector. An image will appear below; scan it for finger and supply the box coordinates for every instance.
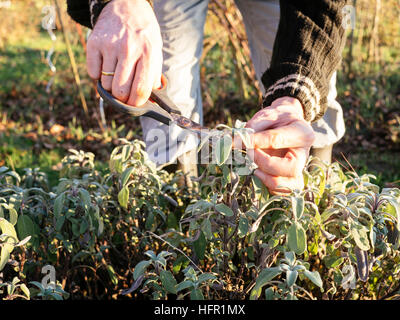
[112,54,138,103]
[151,50,163,90]
[248,148,308,177]
[127,57,152,106]
[252,121,315,149]
[86,43,102,80]
[245,107,297,132]
[100,53,118,91]
[232,130,255,150]
[254,169,304,195]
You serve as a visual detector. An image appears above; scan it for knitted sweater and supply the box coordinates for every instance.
[66,0,348,122]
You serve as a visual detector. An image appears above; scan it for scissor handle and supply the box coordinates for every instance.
[96,74,179,125]
[149,75,181,115]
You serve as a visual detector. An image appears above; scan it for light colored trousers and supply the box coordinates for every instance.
[141,0,345,166]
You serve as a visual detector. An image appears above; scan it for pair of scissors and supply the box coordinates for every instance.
[96,75,210,137]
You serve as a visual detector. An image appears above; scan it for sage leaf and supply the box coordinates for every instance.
[0,247,10,271]
[215,203,233,217]
[20,283,30,299]
[133,260,151,280]
[201,218,212,240]
[265,287,275,300]
[354,246,369,282]
[160,270,177,294]
[323,256,344,268]
[193,231,206,260]
[287,222,307,255]
[106,265,118,286]
[176,280,194,292]
[0,218,18,251]
[54,193,65,219]
[121,167,135,187]
[286,269,298,287]
[303,270,323,289]
[238,216,249,238]
[215,134,232,165]
[118,186,129,209]
[291,196,304,220]
[250,267,281,300]
[198,273,217,284]
[351,224,370,251]
[16,215,35,246]
[8,207,18,226]
[121,275,144,295]
[190,288,204,300]
[79,189,91,210]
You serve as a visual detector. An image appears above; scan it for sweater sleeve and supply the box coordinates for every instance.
[261,0,348,122]
[66,0,112,29]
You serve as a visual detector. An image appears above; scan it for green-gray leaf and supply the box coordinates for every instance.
[215,203,233,217]
[250,267,282,300]
[291,196,304,220]
[303,270,323,289]
[160,270,177,294]
[55,216,65,232]
[201,219,212,240]
[238,216,249,238]
[190,288,204,300]
[197,273,217,284]
[351,224,370,251]
[133,260,151,280]
[8,207,18,226]
[16,215,35,246]
[176,280,194,292]
[287,222,307,255]
[215,134,232,166]
[193,231,206,260]
[79,189,91,210]
[286,269,298,287]
[54,193,65,219]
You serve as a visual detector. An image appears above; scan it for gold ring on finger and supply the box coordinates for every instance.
[101,71,115,76]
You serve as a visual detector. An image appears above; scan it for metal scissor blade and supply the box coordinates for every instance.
[169,113,228,151]
[170,113,211,137]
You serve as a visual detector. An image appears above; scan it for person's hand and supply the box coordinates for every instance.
[236,97,315,195]
[87,0,163,106]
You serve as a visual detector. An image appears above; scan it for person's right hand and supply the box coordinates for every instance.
[87,0,163,106]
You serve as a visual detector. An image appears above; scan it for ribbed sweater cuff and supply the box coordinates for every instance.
[261,63,327,122]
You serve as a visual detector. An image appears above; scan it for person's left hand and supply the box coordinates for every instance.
[235,96,315,195]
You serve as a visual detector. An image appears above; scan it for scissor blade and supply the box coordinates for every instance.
[169,113,229,151]
[170,113,211,137]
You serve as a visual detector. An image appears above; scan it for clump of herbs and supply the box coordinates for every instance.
[0,123,400,300]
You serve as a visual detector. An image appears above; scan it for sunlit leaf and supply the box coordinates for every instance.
[303,270,323,289]
[118,186,129,209]
[215,134,232,165]
[287,222,307,255]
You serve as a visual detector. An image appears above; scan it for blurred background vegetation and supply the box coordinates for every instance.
[0,0,399,188]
